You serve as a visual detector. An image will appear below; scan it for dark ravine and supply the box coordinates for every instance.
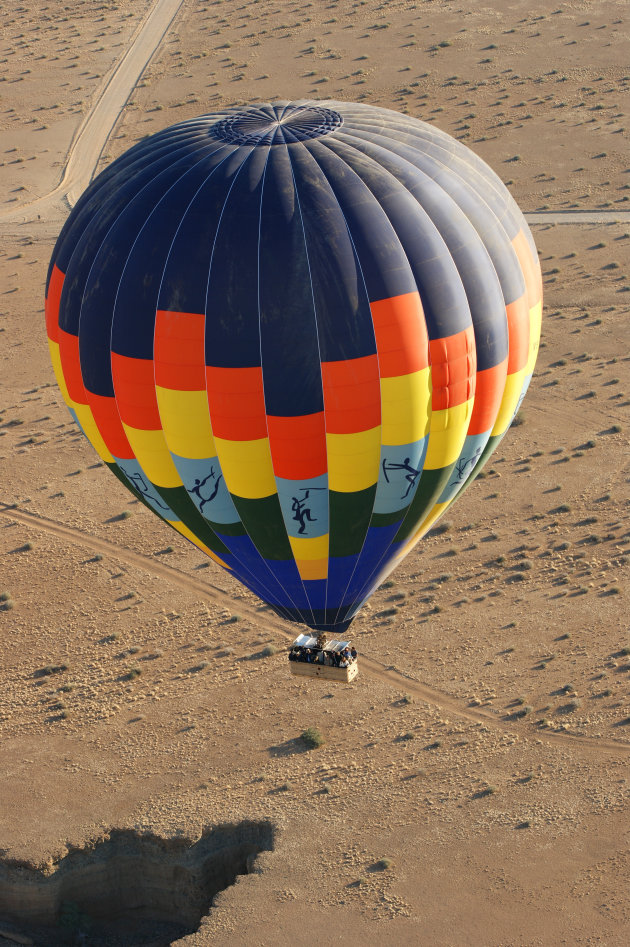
[0,822,275,946]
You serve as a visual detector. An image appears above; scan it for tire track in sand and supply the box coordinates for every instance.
[2,503,628,757]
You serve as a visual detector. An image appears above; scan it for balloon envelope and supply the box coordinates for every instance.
[46,101,542,633]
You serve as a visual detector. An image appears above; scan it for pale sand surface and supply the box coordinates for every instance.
[0,1,629,944]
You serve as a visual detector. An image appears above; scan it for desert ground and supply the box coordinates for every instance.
[0,0,629,944]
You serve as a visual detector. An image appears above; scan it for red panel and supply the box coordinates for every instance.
[370,292,429,377]
[88,392,134,459]
[429,325,476,411]
[45,265,64,343]
[321,354,381,434]
[506,296,529,374]
[267,413,327,480]
[154,310,206,390]
[58,328,86,404]
[467,359,508,436]
[206,365,267,441]
[111,352,161,430]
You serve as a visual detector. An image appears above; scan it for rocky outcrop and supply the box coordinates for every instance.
[0,822,274,943]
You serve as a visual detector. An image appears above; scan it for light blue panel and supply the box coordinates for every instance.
[276,472,329,539]
[438,431,490,504]
[114,456,176,517]
[171,454,240,524]
[374,437,428,515]
[513,371,532,418]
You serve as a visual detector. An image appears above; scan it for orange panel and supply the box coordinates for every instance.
[58,327,86,404]
[467,359,508,436]
[267,412,327,480]
[506,295,529,374]
[429,326,476,411]
[206,365,267,441]
[88,391,134,459]
[512,230,542,310]
[370,291,429,377]
[111,352,161,430]
[321,354,381,434]
[45,265,64,343]
[154,310,206,390]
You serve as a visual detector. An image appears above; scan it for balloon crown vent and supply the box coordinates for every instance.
[211,104,343,145]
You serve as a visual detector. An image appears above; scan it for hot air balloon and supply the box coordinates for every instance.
[45,101,542,643]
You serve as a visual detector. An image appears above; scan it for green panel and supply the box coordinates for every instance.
[202,518,247,538]
[231,493,293,560]
[393,465,453,545]
[370,508,407,529]
[329,485,377,558]
[157,484,232,557]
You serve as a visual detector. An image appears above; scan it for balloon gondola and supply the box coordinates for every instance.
[45,101,542,645]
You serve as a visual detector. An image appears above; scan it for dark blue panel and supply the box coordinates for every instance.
[337,124,525,312]
[302,578,328,611]
[288,144,375,363]
[263,557,315,617]
[214,532,297,616]
[76,147,229,395]
[259,145,324,417]
[204,146,270,368]
[325,555,360,609]
[323,136,473,342]
[331,133,508,369]
[50,126,220,288]
[156,149,251,316]
[339,107,522,240]
[341,521,402,607]
[111,147,244,359]
[306,138,417,304]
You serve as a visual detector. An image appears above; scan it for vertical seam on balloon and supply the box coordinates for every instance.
[203,142,303,623]
[256,136,316,629]
[308,137,383,630]
[148,142,292,609]
[315,132,444,613]
[76,133,291,619]
[74,136,221,470]
[330,128,508,547]
[285,141,328,630]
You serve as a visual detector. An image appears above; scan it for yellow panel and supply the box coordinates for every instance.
[525,301,542,376]
[380,368,431,446]
[295,557,329,581]
[169,519,231,570]
[414,501,450,542]
[48,342,115,463]
[47,340,71,404]
[122,423,182,488]
[424,399,473,470]
[326,426,381,493]
[73,402,114,464]
[214,436,276,499]
[289,533,329,561]
[155,386,216,459]
[491,368,526,437]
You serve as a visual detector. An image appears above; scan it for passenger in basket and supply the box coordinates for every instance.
[350,645,358,662]
[339,654,350,668]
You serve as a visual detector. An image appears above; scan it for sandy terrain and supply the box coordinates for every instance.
[0,1,629,944]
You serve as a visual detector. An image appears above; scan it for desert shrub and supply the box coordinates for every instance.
[261,644,278,657]
[301,726,325,749]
